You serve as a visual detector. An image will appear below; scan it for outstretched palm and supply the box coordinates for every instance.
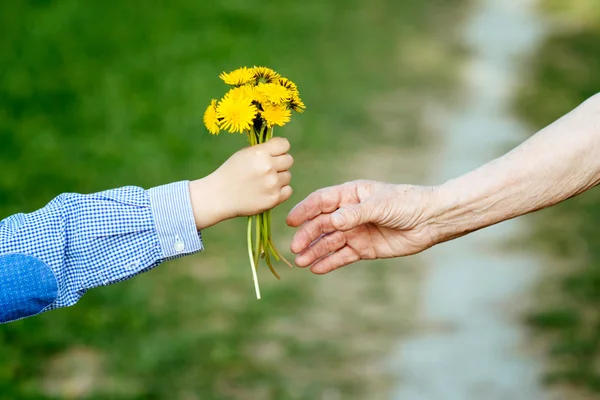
[286,180,434,274]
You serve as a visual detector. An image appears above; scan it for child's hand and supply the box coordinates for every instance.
[214,137,294,216]
[190,137,294,230]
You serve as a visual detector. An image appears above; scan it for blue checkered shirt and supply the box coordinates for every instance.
[0,181,203,323]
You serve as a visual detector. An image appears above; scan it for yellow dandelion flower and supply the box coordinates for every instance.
[217,96,257,133]
[250,87,268,104]
[252,66,280,84]
[256,83,290,104]
[219,67,256,86]
[225,85,268,105]
[289,92,306,113]
[204,99,221,135]
[224,85,253,101]
[277,77,299,94]
[261,103,291,127]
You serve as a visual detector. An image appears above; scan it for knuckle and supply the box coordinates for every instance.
[254,149,270,160]
[318,214,332,232]
[253,157,273,175]
[346,206,361,222]
[321,190,337,205]
[326,233,343,251]
[314,188,327,197]
[258,164,272,176]
[265,174,279,189]
[349,179,365,187]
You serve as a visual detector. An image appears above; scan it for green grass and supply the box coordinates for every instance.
[0,0,467,398]
[516,0,600,394]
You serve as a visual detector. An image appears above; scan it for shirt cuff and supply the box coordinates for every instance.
[147,181,204,260]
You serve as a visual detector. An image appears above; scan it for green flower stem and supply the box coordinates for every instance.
[247,128,261,298]
[266,212,280,262]
[269,238,294,268]
[261,210,280,279]
[254,213,261,268]
[247,216,261,299]
[244,125,293,298]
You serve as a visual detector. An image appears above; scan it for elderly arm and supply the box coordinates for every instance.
[287,94,600,274]
[431,93,600,243]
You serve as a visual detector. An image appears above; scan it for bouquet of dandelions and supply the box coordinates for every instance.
[203,66,305,299]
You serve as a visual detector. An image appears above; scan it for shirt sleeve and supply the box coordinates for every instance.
[0,181,203,324]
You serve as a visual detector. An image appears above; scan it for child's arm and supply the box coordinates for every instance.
[0,138,293,324]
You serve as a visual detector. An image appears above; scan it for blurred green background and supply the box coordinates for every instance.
[0,0,465,399]
[2,0,600,398]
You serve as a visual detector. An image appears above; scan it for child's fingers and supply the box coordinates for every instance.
[274,154,294,171]
[280,185,293,202]
[278,171,292,187]
[264,137,290,156]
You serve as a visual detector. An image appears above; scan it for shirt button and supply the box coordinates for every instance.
[174,240,185,253]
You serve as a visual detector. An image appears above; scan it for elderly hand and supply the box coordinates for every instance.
[287,94,600,275]
[286,180,436,274]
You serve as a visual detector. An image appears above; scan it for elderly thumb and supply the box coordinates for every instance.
[331,202,373,231]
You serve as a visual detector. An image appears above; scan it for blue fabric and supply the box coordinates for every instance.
[0,181,203,324]
[0,254,58,323]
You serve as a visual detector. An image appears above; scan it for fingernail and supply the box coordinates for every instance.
[332,211,345,227]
